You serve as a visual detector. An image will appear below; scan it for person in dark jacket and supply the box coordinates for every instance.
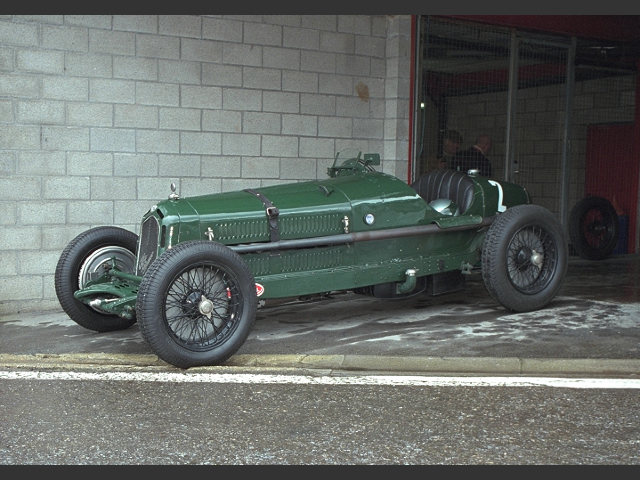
[451,134,492,177]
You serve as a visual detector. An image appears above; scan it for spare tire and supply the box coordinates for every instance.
[569,196,619,260]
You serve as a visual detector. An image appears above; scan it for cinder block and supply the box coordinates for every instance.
[42,76,88,101]
[282,114,317,136]
[135,129,179,154]
[135,81,179,106]
[282,71,318,93]
[180,177,223,197]
[301,16,337,32]
[91,127,136,153]
[113,56,158,81]
[113,15,158,34]
[158,154,201,177]
[319,31,354,54]
[0,20,38,46]
[223,43,262,67]
[159,59,200,85]
[114,153,158,176]
[180,131,222,155]
[0,73,39,97]
[44,176,90,200]
[89,29,135,55]
[222,133,261,156]
[20,250,65,275]
[263,91,298,113]
[263,47,301,70]
[0,125,40,149]
[301,93,335,115]
[243,66,281,90]
[114,200,157,225]
[159,107,200,131]
[353,118,384,139]
[181,38,223,63]
[242,112,281,134]
[261,135,298,157]
[17,151,66,175]
[181,85,222,109]
[42,25,89,52]
[90,78,136,104]
[300,50,335,73]
[136,34,180,60]
[202,17,243,43]
[355,35,385,58]
[279,157,316,179]
[202,109,241,133]
[202,64,242,87]
[318,116,352,138]
[338,15,372,35]
[244,22,282,47]
[159,15,201,39]
[19,201,67,225]
[137,176,180,200]
[67,201,114,224]
[241,156,280,179]
[0,226,41,250]
[90,176,136,200]
[319,73,352,95]
[114,104,158,129]
[64,15,111,29]
[16,49,64,74]
[0,275,42,301]
[223,87,262,112]
[283,26,319,50]
[67,152,113,176]
[65,52,112,78]
[67,102,113,127]
[201,155,241,178]
[299,137,335,158]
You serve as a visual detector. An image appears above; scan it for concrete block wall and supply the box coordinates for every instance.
[0,14,412,315]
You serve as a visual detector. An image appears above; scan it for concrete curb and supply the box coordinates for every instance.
[1,353,640,376]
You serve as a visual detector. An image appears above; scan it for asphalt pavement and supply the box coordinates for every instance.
[1,255,640,376]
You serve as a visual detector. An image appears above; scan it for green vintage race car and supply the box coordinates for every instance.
[55,149,568,368]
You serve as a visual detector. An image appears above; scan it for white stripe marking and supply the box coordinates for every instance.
[1,370,639,389]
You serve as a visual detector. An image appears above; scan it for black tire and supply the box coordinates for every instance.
[481,204,568,312]
[569,196,619,260]
[54,226,139,332]
[136,241,257,368]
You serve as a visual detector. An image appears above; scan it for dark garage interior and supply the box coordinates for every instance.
[412,15,640,256]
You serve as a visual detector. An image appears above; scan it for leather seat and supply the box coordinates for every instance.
[411,169,475,214]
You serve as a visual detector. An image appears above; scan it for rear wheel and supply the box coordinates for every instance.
[569,196,619,260]
[136,241,257,368]
[54,226,138,332]
[482,204,567,312]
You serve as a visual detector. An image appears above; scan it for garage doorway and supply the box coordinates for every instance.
[413,15,638,244]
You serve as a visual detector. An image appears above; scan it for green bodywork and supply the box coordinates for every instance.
[74,152,530,319]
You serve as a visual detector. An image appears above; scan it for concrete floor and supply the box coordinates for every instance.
[1,254,639,374]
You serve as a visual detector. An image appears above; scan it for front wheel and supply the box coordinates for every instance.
[54,226,139,332]
[136,241,257,368]
[481,204,568,312]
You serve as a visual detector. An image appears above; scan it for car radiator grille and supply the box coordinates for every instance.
[136,216,159,276]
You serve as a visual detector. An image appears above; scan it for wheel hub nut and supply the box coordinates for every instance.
[199,295,214,319]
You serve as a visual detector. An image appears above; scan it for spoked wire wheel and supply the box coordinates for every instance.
[137,241,257,368]
[482,204,568,312]
[505,225,558,294]
[164,263,242,351]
